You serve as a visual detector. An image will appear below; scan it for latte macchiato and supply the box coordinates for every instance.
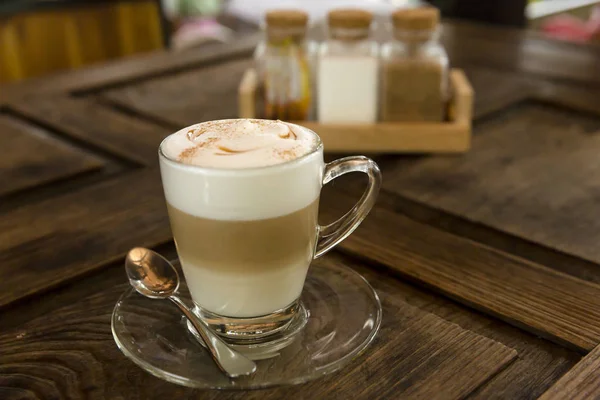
[159,119,322,319]
[159,119,380,342]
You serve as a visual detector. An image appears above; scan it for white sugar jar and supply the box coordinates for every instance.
[317,9,379,124]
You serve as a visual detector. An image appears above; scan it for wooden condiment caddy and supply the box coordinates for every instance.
[238,67,473,153]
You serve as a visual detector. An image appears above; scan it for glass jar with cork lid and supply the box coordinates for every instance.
[254,10,313,121]
[317,9,378,124]
[380,7,449,122]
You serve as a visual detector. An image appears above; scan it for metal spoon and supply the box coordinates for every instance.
[125,247,257,378]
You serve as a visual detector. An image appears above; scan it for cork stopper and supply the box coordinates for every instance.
[328,9,373,29]
[392,7,440,31]
[265,10,309,28]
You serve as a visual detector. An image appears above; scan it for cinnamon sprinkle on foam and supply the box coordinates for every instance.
[163,119,317,169]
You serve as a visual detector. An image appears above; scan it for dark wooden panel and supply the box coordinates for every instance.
[364,186,600,291]
[0,248,579,400]
[320,211,582,398]
[0,255,516,400]
[462,67,531,119]
[346,255,579,400]
[539,344,600,400]
[0,220,580,399]
[441,19,592,44]
[443,23,600,86]
[303,299,515,400]
[101,58,253,128]
[320,187,600,352]
[0,115,104,196]
[10,97,168,165]
[381,101,600,268]
[534,80,600,116]
[0,168,170,309]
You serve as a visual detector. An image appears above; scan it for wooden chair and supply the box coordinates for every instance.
[0,0,166,84]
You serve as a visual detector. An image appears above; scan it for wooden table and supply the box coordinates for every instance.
[2,21,600,399]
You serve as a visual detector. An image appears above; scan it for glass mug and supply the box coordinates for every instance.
[159,120,381,342]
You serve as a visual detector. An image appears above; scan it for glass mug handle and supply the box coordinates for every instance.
[315,156,382,258]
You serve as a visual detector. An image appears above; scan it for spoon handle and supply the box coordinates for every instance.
[168,295,257,378]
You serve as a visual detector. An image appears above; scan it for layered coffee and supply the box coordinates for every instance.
[159,119,322,318]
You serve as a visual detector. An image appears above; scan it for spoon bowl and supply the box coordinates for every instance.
[126,247,179,299]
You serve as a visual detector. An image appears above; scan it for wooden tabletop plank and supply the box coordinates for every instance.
[101,58,253,128]
[443,24,600,86]
[330,311,516,400]
[0,248,577,399]
[461,67,531,119]
[0,115,104,197]
[0,168,170,309]
[441,20,600,49]
[534,80,600,116]
[9,97,169,166]
[346,254,579,400]
[0,255,516,400]
[321,189,600,352]
[539,344,600,400]
[381,100,600,268]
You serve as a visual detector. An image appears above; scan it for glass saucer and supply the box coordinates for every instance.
[111,260,382,390]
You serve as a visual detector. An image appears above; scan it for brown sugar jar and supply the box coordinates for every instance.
[380,7,449,122]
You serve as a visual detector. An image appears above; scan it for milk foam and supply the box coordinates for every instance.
[161,119,317,169]
[159,119,324,221]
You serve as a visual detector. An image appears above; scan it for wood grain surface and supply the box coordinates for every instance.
[0,256,516,400]
[321,189,600,353]
[3,17,600,399]
[381,101,600,268]
[442,22,600,85]
[460,66,531,119]
[0,169,170,308]
[0,254,579,400]
[539,344,600,400]
[0,115,104,196]
[101,58,253,128]
[10,97,168,166]
[351,254,579,400]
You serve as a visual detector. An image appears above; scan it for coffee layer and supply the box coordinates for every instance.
[168,200,319,317]
[161,119,317,169]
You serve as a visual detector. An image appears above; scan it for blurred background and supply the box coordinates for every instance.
[1,0,599,84]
